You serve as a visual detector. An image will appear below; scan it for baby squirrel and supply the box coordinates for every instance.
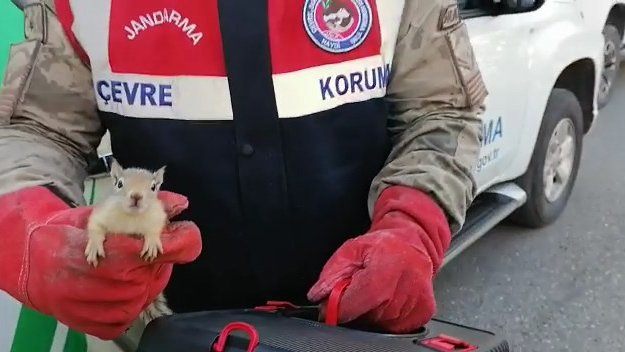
[85,158,173,324]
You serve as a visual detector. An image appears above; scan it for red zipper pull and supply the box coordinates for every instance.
[253,300,300,312]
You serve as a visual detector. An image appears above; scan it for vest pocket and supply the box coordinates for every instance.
[0,40,41,125]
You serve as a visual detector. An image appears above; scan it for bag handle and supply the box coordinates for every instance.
[212,322,260,352]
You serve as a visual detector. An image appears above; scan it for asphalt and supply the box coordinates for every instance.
[434,69,625,351]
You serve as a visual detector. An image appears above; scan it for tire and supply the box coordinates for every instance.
[597,24,622,109]
[508,88,584,228]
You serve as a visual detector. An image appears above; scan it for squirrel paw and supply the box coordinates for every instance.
[140,237,163,262]
[84,238,106,267]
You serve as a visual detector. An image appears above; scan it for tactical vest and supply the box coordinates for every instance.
[56,0,406,312]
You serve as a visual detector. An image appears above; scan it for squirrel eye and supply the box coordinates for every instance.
[116,178,124,189]
[151,182,157,192]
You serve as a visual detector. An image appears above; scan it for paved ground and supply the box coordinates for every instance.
[434,69,625,351]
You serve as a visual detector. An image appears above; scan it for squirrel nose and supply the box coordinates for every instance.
[130,193,143,204]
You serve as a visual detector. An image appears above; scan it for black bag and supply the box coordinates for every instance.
[138,278,509,352]
[137,300,510,352]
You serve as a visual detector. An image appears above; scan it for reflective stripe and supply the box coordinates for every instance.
[92,73,233,120]
[92,57,392,120]
[68,0,112,72]
[273,55,390,118]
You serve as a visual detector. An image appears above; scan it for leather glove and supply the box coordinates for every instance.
[307,185,451,334]
[0,186,202,340]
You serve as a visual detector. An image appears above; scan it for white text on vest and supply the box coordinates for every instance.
[96,80,173,107]
[319,64,390,100]
[124,9,204,46]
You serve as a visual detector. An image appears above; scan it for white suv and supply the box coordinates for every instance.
[577,0,625,108]
[442,0,606,264]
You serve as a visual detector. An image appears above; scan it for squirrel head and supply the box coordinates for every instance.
[108,158,166,214]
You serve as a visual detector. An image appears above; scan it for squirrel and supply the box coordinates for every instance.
[84,158,173,324]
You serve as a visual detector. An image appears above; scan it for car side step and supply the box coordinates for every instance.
[441,182,527,268]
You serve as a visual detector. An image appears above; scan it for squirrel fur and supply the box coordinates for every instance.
[85,158,173,324]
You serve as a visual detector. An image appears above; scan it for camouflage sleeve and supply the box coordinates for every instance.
[0,0,104,205]
[369,0,488,233]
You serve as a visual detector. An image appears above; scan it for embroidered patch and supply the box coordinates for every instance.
[438,3,461,31]
[303,0,373,53]
[446,24,488,108]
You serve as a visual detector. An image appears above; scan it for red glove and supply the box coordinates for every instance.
[0,186,202,340]
[307,185,451,334]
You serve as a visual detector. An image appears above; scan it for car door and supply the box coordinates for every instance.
[460,4,534,192]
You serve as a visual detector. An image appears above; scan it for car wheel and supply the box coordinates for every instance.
[508,88,583,228]
[598,24,622,109]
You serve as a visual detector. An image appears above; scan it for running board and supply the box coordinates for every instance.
[441,182,527,268]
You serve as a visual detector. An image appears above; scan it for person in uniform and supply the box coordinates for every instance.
[0,0,487,349]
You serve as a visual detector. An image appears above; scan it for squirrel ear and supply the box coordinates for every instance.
[109,158,123,179]
[154,165,166,185]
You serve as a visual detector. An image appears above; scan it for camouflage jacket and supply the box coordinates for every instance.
[0,0,486,234]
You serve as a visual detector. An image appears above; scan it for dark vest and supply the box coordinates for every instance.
[59,0,406,312]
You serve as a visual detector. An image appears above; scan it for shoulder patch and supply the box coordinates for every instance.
[303,0,373,53]
[438,3,460,31]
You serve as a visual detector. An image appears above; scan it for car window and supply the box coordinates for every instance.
[459,0,542,19]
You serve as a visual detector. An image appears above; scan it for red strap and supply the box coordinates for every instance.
[212,322,259,352]
[53,0,91,67]
[253,300,300,312]
[324,277,352,326]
